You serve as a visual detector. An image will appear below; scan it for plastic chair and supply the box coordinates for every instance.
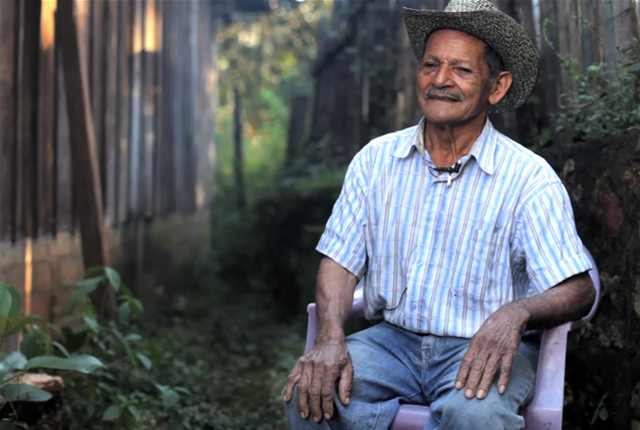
[304,248,601,430]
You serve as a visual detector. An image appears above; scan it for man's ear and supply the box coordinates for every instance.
[488,71,513,106]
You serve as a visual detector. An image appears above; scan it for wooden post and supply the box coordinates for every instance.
[39,0,57,236]
[233,87,245,210]
[0,0,19,242]
[56,0,116,321]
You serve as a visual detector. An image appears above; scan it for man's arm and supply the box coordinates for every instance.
[283,257,359,422]
[455,271,595,400]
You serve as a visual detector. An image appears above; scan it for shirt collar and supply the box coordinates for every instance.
[392,117,497,175]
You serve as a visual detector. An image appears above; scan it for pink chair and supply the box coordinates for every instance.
[304,248,601,430]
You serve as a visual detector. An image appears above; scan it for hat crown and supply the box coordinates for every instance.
[444,0,499,13]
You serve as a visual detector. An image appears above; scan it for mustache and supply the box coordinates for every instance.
[423,89,462,101]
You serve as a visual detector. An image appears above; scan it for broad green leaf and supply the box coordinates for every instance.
[19,332,39,360]
[130,298,144,316]
[102,405,122,421]
[27,355,104,373]
[111,328,135,365]
[0,287,13,318]
[136,353,152,370]
[0,315,42,338]
[127,405,141,422]
[72,277,102,300]
[52,341,71,358]
[154,383,168,393]
[0,352,27,381]
[0,383,52,402]
[0,422,19,430]
[119,284,134,297]
[118,302,131,323]
[599,407,609,421]
[124,333,142,342]
[162,388,180,409]
[0,283,21,319]
[83,316,99,332]
[84,266,106,278]
[105,268,121,292]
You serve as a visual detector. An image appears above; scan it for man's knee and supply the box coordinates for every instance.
[439,388,525,430]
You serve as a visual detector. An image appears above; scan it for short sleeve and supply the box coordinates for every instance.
[515,180,592,295]
[316,150,369,278]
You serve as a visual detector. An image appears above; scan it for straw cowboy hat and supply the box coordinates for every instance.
[404,0,539,114]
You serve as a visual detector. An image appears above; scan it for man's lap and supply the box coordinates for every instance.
[284,322,539,430]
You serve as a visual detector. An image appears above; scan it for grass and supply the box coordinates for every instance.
[135,276,306,430]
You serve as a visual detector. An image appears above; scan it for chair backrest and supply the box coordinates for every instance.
[570,246,601,330]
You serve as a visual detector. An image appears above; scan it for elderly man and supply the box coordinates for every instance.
[283,0,596,429]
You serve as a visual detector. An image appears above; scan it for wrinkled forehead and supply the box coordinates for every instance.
[422,28,488,59]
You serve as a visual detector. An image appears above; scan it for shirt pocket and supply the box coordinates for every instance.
[453,220,502,303]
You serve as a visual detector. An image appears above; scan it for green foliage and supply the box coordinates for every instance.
[213,157,347,318]
[543,19,640,142]
[135,281,303,430]
[0,283,104,426]
[216,1,332,202]
[20,268,181,430]
[1,262,304,430]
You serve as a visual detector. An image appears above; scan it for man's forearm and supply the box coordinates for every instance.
[315,257,359,342]
[510,271,596,331]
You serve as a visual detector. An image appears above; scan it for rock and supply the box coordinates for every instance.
[0,373,64,428]
[0,373,64,403]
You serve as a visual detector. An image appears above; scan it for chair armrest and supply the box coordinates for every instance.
[304,296,365,354]
[522,322,570,430]
[305,304,317,354]
[350,296,365,319]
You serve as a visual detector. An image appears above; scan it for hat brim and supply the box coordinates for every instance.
[404,8,539,114]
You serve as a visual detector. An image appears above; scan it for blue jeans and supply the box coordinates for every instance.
[283,321,539,430]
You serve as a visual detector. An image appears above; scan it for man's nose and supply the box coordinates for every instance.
[432,66,453,88]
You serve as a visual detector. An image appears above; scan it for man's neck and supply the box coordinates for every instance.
[424,114,487,168]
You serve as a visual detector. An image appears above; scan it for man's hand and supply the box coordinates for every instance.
[455,303,530,399]
[283,339,354,422]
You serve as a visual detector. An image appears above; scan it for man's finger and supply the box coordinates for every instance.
[498,354,515,394]
[321,364,337,420]
[338,359,354,405]
[308,364,325,422]
[283,362,302,402]
[297,361,313,419]
[476,355,499,399]
[455,349,477,390]
[464,354,488,398]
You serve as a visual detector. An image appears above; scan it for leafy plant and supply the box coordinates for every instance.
[542,19,640,142]
[23,268,183,430]
[213,155,347,319]
[0,282,104,428]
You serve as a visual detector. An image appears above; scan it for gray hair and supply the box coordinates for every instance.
[485,44,505,83]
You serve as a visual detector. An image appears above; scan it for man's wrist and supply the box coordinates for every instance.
[501,301,532,332]
[317,324,345,344]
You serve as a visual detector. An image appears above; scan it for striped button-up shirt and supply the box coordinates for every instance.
[316,118,592,338]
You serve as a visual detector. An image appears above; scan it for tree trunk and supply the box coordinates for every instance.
[233,87,245,209]
[285,95,309,167]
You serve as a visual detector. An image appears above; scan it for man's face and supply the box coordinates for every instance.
[416,29,499,125]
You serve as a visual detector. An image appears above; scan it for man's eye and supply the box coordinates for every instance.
[424,63,437,68]
[457,67,472,73]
